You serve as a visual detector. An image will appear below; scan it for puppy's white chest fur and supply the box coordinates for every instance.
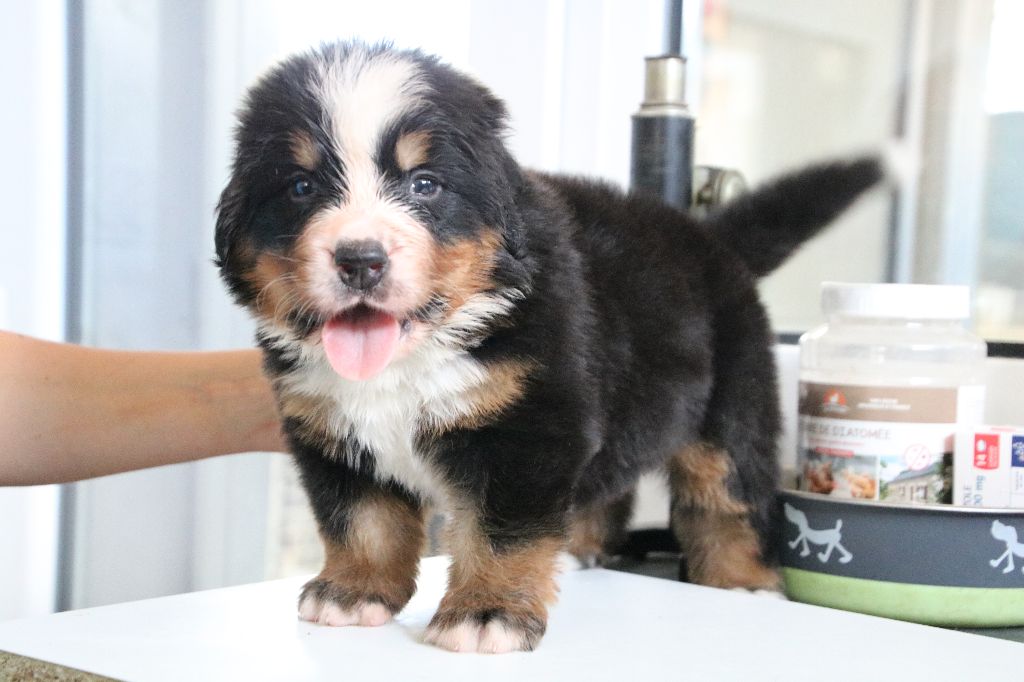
[279,340,490,500]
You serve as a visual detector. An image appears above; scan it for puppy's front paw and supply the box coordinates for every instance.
[298,578,394,627]
[424,609,545,654]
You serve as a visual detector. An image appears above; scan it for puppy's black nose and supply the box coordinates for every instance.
[334,240,389,291]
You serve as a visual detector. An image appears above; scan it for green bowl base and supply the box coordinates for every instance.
[782,567,1024,627]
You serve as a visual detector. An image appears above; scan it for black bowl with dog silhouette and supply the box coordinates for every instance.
[778,490,1024,626]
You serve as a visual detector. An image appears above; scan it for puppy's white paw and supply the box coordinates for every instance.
[557,551,589,571]
[298,595,392,627]
[424,619,529,654]
[731,587,788,600]
[423,620,481,653]
[477,621,528,654]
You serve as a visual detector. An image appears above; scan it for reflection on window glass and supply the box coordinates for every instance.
[978,0,1024,342]
[697,0,903,333]
[699,0,1023,343]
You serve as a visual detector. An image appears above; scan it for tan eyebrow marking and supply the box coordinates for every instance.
[395,130,431,171]
[289,130,321,171]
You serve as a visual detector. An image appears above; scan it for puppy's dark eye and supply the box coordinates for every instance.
[289,176,317,200]
[409,173,441,198]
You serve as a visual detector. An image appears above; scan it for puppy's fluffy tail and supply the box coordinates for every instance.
[703,156,885,277]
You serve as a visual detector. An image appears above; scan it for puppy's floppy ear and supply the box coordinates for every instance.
[214,175,246,269]
[496,182,526,255]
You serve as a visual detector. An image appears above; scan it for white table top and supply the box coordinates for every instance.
[0,556,1019,681]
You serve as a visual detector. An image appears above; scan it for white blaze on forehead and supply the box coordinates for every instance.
[312,49,428,208]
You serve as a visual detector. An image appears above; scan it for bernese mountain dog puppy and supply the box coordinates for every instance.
[215,42,882,653]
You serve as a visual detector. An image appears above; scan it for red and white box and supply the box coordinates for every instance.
[954,426,1024,508]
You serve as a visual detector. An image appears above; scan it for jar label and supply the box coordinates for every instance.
[797,382,984,504]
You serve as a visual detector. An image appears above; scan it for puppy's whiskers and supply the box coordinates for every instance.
[269,251,304,264]
[254,272,299,312]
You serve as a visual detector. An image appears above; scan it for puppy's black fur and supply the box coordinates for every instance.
[215,42,882,652]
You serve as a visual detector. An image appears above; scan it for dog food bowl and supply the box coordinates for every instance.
[778,489,1024,626]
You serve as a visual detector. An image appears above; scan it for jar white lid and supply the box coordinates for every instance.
[821,282,971,319]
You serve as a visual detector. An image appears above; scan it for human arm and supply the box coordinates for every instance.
[0,331,286,486]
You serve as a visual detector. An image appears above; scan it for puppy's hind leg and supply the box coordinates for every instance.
[668,444,781,590]
[567,490,635,568]
[668,289,783,591]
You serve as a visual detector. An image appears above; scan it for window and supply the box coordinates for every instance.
[64,0,1024,605]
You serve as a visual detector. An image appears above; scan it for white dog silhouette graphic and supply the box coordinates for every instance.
[989,520,1024,575]
[784,503,853,564]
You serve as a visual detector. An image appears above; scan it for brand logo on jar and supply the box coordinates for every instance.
[974,433,1000,470]
[821,389,849,415]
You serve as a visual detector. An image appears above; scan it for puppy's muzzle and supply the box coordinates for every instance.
[334,239,389,291]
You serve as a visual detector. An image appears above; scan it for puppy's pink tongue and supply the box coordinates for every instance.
[321,309,401,381]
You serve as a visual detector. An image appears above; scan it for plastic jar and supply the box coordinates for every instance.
[797,282,986,504]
